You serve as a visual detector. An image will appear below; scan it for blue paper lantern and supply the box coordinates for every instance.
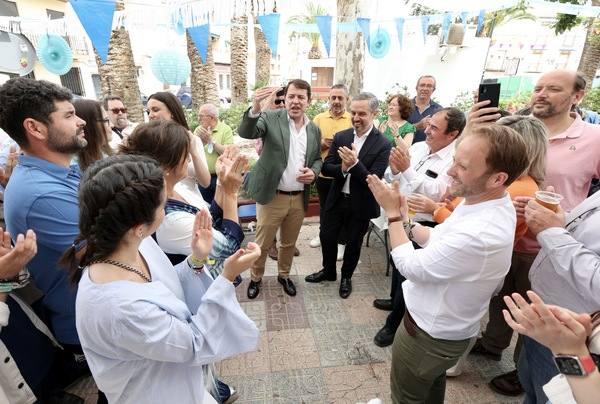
[151,49,191,85]
[37,34,73,75]
[369,28,390,59]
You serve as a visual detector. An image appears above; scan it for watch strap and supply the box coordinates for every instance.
[580,355,597,374]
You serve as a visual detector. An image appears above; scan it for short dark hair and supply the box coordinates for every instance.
[60,155,165,284]
[471,124,530,186]
[574,72,586,92]
[102,95,123,110]
[148,92,189,130]
[416,75,436,89]
[387,94,413,120]
[284,79,311,100]
[120,120,190,170]
[74,99,113,171]
[0,78,72,148]
[436,107,466,137]
[331,83,348,94]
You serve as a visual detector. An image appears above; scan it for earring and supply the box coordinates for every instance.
[138,232,144,239]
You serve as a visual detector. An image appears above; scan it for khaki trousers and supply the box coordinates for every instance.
[251,193,305,281]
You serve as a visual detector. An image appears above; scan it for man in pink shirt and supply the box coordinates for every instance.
[470,69,600,396]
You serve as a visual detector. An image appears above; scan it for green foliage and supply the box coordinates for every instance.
[185,108,199,132]
[499,91,533,111]
[410,3,441,35]
[450,91,474,113]
[581,86,600,112]
[481,0,536,37]
[550,0,586,34]
[219,103,251,134]
[306,100,328,120]
[287,2,328,48]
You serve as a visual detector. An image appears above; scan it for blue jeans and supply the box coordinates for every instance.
[518,336,558,404]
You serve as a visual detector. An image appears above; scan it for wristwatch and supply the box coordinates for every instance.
[554,354,598,376]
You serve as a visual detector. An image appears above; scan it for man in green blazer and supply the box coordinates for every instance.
[239,79,322,299]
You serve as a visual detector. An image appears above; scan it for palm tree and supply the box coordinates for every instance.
[187,32,219,109]
[230,14,248,104]
[335,0,364,97]
[95,1,144,123]
[252,0,271,87]
[288,2,328,59]
[480,0,536,38]
[553,0,600,91]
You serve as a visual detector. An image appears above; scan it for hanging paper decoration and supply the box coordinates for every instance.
[150,49,191,85]
[420,15,430,44]
[257,13,281,56]
[315,15,332,57]
[394,18,405,50]
[70,0,116,64]
[171,10,186,35]
[188,23,210,63]
[441,13,452,43]
[369,27,390,59]
[477,10,486,36]
[357,18,371,51]
[460,11,469,30]
[37,34,73,75]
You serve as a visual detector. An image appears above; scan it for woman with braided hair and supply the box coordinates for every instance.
[60,154,260,404]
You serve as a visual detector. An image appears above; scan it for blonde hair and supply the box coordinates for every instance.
[497,115,548,186]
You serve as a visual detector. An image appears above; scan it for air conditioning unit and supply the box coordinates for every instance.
[447,23,465,46]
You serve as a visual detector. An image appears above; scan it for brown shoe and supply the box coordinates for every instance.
[268,245,278,260]
[488,369,523,396]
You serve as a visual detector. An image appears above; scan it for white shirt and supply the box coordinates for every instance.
[385,140,455,222]
[391,193,516,340]
[278,115,308,192]
[342,125,373,194]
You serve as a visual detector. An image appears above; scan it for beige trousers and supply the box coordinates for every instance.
[251,193,305,281]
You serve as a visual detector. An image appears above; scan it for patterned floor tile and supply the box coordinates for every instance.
[263,276,310,331]
[305,295,352,328]
[344,294,390,326]
[324,364,391,404]
[270,368,328,403]
[221,373,273,404]
[240,300,267,332]
[267,328,320,371]
[218,333,270,377]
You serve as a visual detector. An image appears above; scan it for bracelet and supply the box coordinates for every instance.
[387,216,403,224]
[187,255,215,274]
[403,218,417,240]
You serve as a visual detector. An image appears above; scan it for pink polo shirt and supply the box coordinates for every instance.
[515,114,600,253]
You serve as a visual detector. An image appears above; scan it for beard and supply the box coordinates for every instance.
[449,173,490,198]
[47,127,87,154]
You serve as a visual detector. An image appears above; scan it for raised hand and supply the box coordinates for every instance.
[190,209,213,260]
[252,87,279,114]
[338,144,358,172]
[0,228,37,280]
[465,100,501,134]
[407,193,437,215]
[0,144,18,187]
[219,154,248,195]
[366,175,407,218]
[389,146,410,175]
[222,242,261,281]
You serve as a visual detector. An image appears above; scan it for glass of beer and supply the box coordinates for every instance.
[407,193,419,218]
[534,191,563,212]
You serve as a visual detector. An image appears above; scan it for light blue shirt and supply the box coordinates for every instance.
[76,237,259,404]
[4,155,81,344]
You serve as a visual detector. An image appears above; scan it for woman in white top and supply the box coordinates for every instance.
[60,155,260,404]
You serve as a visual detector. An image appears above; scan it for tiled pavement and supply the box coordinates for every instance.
[72,219,523,403]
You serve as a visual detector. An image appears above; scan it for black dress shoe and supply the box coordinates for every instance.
[373,325,396,347]
[294,247,300,256]
[373,298,393,311]
[278,276,296,296]
[488,369,523,396]
[469,338,502,361]
[247,279,261,299]
[305,269,336,283]
[339,278,352,299]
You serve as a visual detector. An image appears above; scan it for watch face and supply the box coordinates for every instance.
[555,356,583,375]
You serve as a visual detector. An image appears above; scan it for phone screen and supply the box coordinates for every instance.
[478,83,501,109]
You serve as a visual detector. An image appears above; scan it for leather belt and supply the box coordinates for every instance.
[403,311,421,338]
[276,189,303,196]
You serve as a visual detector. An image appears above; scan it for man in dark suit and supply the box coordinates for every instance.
[305,92,392,298]
[239,79,322,299]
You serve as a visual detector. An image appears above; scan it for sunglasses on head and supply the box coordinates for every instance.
[274,98,285,106]
[110,108,127,114]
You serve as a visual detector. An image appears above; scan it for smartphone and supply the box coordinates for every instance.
[478,83,501,109]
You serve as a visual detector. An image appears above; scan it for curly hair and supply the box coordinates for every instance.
[387,94,414,120]
[119,121,191,170]
[0,78,72,148]
[60,154,165,284]
[74,99,113,171]
[147,92,189,130]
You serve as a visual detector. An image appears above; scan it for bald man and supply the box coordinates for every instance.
[470,69,600,399]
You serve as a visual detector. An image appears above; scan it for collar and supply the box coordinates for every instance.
[548,112,584,140]
[327,110,351,120]
[353,124,374,139]
[428,139,456,159]
[287,113,309,128]
[18,155,80,179]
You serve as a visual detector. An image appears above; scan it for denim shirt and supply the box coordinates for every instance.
[4,155,81,344]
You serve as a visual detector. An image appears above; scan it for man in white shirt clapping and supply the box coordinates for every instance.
[366,124,530,404]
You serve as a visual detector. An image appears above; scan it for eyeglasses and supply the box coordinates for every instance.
[274,98,285,106]
[110,107,127,114]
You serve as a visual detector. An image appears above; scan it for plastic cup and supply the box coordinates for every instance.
[534,191,563,212]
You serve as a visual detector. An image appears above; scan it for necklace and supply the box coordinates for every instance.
[91,259,152,283]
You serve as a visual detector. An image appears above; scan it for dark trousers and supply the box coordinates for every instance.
[199,174,218,204]
[316,177,346,245]
[320,196,371,279]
